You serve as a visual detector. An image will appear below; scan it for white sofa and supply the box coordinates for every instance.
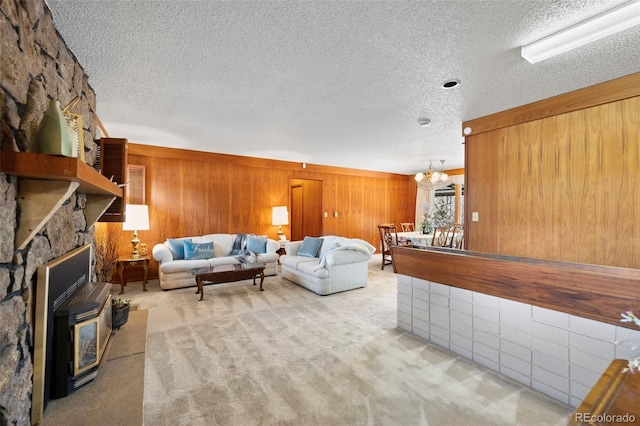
[152,234,280,290]
[280,235,376,295]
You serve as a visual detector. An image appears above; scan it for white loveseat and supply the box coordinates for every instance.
[152,234,280,290]
[280,235,376,295]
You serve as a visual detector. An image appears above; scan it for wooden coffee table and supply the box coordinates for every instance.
[189,262,266,301]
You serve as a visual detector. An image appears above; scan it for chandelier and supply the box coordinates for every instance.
[414,160,449,183]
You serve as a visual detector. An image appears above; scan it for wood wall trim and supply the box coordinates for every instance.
[392,246,640,329]
[462,72,640,136]
[128,143,413,180]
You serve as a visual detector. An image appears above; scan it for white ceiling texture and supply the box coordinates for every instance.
[46,0,640,175]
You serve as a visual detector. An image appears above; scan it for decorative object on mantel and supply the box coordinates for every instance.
[414,159,449,183]
[63,96,85,162]
[111,298,131,329]
[36,99,72,157]
[618,311,640,374]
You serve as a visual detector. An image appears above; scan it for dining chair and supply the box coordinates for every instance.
[431,226,451,247]
[377,224,398,271]
[448,224,463,248]
[400,223,415,232]
[454,231,465,249]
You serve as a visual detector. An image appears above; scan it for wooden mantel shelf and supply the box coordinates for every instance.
[0,151,123,250]
[0,151,122,196]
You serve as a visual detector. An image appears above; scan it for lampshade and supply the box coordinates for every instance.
[272,206,289,226]
[122,204,149,231]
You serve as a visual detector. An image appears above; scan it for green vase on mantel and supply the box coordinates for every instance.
[36,99,72,157]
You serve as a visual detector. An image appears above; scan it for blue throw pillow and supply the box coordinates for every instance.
[247,235,267,254]
[183,240,215,260]
[167,238,191,260]
[298,237,323,258]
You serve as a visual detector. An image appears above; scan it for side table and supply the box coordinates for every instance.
[277,239,288,256]
[276,240,288,265]
[116,256,149,295]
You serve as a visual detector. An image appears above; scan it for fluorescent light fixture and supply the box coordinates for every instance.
[522,0,640,63]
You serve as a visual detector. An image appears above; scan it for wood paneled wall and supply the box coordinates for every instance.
[464,73,640,269]
[101,145,417,278]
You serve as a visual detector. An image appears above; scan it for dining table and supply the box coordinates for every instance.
[396,231,434,247]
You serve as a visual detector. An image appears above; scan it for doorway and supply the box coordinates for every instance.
[290,179,322,241]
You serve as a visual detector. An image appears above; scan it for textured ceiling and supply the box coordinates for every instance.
[46,0,640,174]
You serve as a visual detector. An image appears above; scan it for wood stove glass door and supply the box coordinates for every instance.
[74,317,99,375]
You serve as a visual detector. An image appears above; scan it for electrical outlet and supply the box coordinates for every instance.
[472,212,479,222]
[334,212,338,218]
[324,211,328,218]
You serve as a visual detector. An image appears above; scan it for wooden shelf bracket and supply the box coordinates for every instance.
[15,180,79,250]
[84,194,117,228]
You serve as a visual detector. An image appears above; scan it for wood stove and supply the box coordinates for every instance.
[52,281,112,398]
[32,244,112,424]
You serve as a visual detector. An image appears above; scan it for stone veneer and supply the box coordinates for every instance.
[1,1,100,423]
[397,274,640,408]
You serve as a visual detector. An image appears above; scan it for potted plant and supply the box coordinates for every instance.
[111,297,131,329]
[94,227,118,283]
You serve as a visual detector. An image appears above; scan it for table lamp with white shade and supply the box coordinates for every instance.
[122,204,149,258]
[272,206,289,240]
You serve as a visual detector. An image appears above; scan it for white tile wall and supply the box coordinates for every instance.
[569,348,610,375]
[570,364,603,388]
[430,293,449,308]
[450,298,472,316]
[570,333,615,359]
[450,286,472,303]
[532,306,569,328]
[570,315,615,341]
[501,352,531,376]
[395,274,640,408]
[500,325,531,348]
[430,304,450,329]
[500,311,532,333]
[450,315,473,339]
[532,351,568,376]
[472,292,500,309]
[500,364,531,386]
[474,305,499,324]
[533,364,569,393]
[450,332,473,352]
[499,298,532,318]
[501,340,531,363]
[532,321,568,346]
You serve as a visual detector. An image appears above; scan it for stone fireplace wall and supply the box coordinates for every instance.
[1,1,100,423]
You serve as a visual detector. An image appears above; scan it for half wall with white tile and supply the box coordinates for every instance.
[397,274,640,407]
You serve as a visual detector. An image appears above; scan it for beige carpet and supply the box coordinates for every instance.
[120,255,572,426]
